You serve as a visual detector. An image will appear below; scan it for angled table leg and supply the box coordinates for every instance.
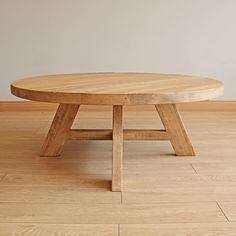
[155,104,195,156]
[112,105,123,192]
[40,104,80,157]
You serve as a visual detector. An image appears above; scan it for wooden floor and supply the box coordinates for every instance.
[0,108,236,235]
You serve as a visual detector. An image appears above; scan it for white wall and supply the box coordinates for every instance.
[0,0,235,100]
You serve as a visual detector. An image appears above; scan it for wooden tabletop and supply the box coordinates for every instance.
[11,73,224,105]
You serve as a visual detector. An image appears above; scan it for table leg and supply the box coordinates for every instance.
[40,104,80,157]
[155,104,195,156]
[112,105,123,192]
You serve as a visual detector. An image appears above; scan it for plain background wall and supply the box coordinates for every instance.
[0,0,235,100]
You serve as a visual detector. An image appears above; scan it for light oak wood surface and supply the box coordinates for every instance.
[155,104,195,155]
[112,106,123,191]
[38,103,196,190]
[68,129,169,140]
[218,202,236,221]
[41,104,80,156]
[0,109,236,235]
[0,223,118,236]
[120,223,236,236]
[0,202,225,224]
[2,101,236,112]
[10,73,224,192]
[11,73,223,105]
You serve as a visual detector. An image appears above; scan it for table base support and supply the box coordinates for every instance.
[112,105,123,192]
[40,103,195,192]
[40,104,80,157]
[155,104,195,156]
[67,129,169,140]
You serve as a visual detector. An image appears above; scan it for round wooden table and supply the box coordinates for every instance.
[11,73,224,191]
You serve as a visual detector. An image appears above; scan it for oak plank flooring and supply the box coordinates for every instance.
[218,202,236,221]
[120,223,236,236]
[0,223,118,236]
[123,174,236,203]
[0,185,120,204]
[0,110,236,234]
[0,202,225,224]
[192,163,236,174]
[0,150,195,175]
[122,174,236,204]
[0,173,121,204]
[1,173,112,187]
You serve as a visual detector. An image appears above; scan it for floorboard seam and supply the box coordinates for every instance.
[0,221,229,225]
[190,163,198,174]
[216,201,230,222]
[118,224,120,236]
[0,173,7,183]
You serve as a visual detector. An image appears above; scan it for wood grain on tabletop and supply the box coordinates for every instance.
[11,73,224,105]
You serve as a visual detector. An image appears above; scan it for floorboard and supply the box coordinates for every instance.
[218,202,236,221]
[120,223,236,236]
[0,202,225,224]
[0,223,118,236]
[0,110,235,234]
